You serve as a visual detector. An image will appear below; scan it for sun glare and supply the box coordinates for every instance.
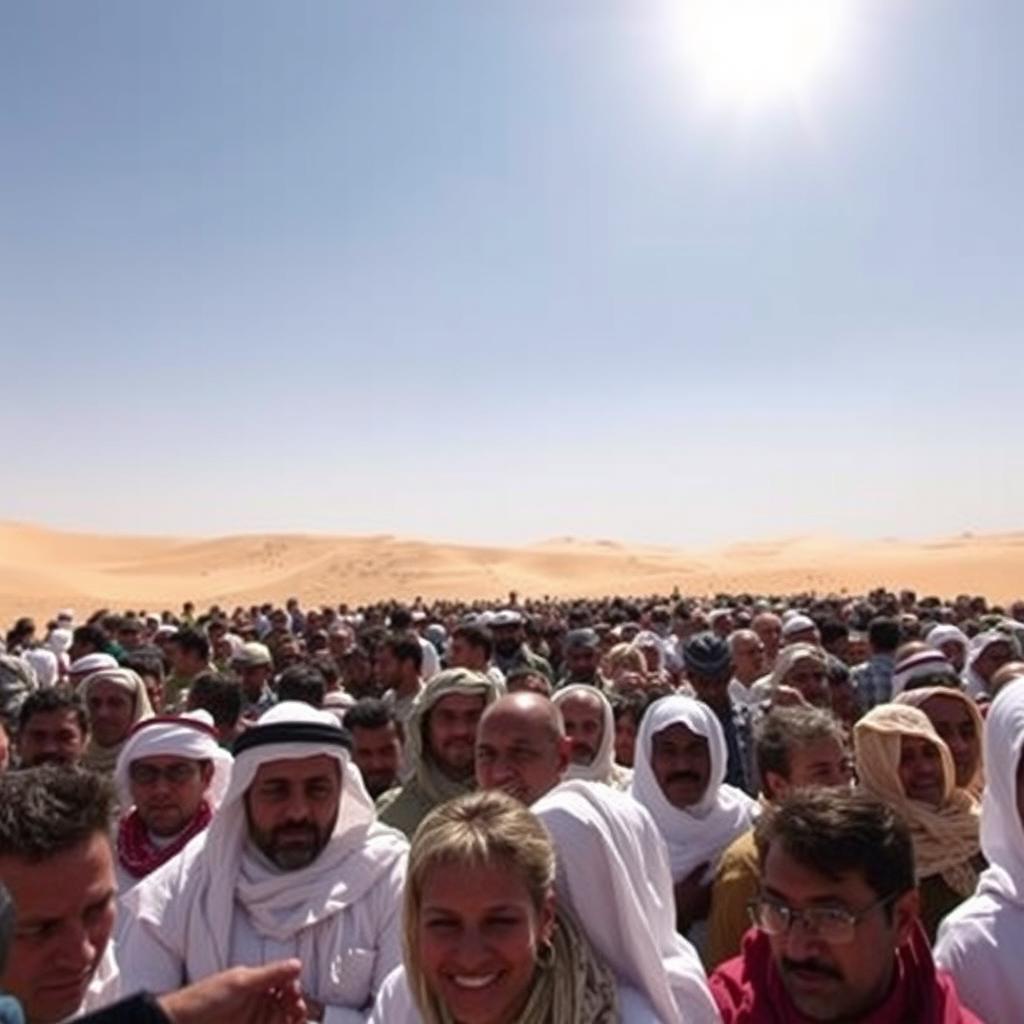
[672,0,853,111]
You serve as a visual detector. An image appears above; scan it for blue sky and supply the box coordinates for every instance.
[1,1,1020,546]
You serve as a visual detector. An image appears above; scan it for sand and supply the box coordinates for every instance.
[1,521,1022,624]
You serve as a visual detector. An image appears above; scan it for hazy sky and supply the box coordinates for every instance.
[2,2,1020,547]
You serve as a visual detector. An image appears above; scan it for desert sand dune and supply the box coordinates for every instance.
[0,521,1021,624]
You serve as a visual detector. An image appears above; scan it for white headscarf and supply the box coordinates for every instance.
[629,695,756,881]
[927,624,969,660]
[965,630,1019,699]
[170,701,407,972]
[552,685,618,784]
[535,781,721,1024]
[23,647,59,688]
[977,681,1024,904]
[114,710,234,812]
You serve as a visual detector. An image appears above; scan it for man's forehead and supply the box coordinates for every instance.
[250,752,340,781]
[433,693,485,713]
[559,692,604,717]
[653,721,706,745]
[25,708,80,728]
[478,715,548,746]
[132,753,201,768]
[762,840,871,905]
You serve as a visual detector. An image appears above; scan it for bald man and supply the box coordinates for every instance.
[474,692,570,805]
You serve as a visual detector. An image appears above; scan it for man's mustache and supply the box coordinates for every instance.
[782,957,842,981]
[668,771,701,785]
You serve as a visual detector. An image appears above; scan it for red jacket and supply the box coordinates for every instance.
[710,925,984,1024]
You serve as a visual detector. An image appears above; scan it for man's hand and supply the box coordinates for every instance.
[158,960,307,1024]
[674,861,712,934]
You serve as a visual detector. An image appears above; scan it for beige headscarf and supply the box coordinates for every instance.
[81,667,155,774]
[379,668,500,837]
[896,687,985,798]
[854,703,980,896]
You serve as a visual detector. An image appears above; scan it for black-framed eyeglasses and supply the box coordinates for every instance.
[748,892,897,945]
[129,762,201,787]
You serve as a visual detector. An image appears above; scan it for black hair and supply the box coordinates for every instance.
[17,687,88,736]
[0,766,116,862]
[343,698,397,733]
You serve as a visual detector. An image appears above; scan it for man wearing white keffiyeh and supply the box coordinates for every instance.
[630,695,757,954]
[118,701,408,1023]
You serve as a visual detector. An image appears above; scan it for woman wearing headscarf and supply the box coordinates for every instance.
[370,790,635,1022]
[935,680,1024,1022]
[81,667,155,773]
[896,687,983,797]
[854,704,982,941]
[535,780,721,1023]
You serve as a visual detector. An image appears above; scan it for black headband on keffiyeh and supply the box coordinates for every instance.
[232,720,352,756]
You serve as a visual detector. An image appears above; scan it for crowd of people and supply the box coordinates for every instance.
[1,585,1023,1023]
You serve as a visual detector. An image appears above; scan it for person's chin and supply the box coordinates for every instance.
[782,968,842,1016]
[35,973,93,1021]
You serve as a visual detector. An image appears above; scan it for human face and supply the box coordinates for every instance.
[753,615,782,660]
[920,695,979,789]
[475,709,567,805]
[976,641,1014,684]
[650,723,711,809]
[564,646,599,682]
[557,692,604,766]
[492,624,521,659]
[427,694,486,781]
[418,860,554,1024]
[85,682,135,748]
[129,755,213,837]
[238,663,272,700]
[449,636,487,672]
[350,723,402,800]
[732,635,766,684]
[18,710,88,768]
[785,658,830,708]
[938,640,966,674]
[0,833,117,1024]
[375,647,402,689]
[898,736,945,807]
[760,841,914,1021]
[767,737,849,801]
[613,711,638,768]
[245,754,340,870]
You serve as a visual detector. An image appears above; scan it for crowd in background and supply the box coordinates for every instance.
[0,585,1023,1022]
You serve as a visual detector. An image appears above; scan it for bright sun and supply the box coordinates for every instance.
[671,0,853,111]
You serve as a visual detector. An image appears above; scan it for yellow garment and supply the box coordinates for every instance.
[707,827,759,969]
[854,703,980,897]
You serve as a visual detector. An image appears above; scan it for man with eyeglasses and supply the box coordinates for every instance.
[112,713,233,892]
[709,788,980,1022]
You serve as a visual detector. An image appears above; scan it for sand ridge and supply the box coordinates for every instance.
[1,521,1022,623]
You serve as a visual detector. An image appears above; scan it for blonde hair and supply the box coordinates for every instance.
[603,642,646,679]
[404,790,556,1024]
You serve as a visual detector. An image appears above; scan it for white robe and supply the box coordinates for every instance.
[534,781,721,1024]
[934,681,1024,1022]
[367,966,664,1023]
[118,702,408,1024]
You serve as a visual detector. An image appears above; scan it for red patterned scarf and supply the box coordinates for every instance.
[117,800,213,879]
